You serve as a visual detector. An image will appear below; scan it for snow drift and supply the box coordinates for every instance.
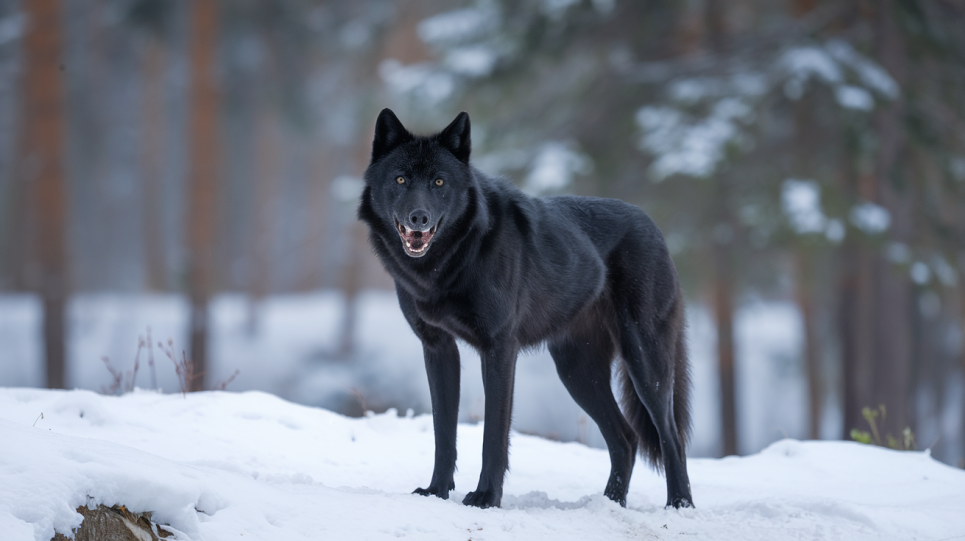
[1,388,963,541]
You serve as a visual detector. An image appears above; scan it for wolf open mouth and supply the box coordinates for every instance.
[396,220,438,257]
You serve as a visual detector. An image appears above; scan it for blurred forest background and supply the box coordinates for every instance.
[1,0,964,467]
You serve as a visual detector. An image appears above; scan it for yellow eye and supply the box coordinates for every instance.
[435,178,444,186]
[396,176,405,184]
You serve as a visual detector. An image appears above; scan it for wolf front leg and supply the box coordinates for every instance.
[463,342,518,508]
[413,328,461,500]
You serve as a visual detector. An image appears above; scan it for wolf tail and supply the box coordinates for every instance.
[618,293,692,471]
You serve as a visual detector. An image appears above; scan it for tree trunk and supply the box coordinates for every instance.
[711,178,738,456]
[796,253,822,440]
[22,0,69,389]
[869,0,913,440]
[840,217,877,438]
[841,2,913,441]
[141,37,168,291]
[185,0,220,392]
[703,0,738,457]
[713,238,738,456]
[961,284,965,465]
[838,245,858,438]
[789,44,823,440]
[246,105,281,335]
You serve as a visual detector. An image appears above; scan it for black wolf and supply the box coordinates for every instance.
[358,109,694,509]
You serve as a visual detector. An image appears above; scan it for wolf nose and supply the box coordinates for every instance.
[408,209,430,228]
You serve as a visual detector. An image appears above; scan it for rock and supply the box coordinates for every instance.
[51,504,174,541]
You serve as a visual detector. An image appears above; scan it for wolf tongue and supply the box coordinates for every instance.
[404,229,423,249]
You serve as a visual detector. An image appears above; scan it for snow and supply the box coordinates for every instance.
[635,99,752,180]
[5,289,963,462]
[632,40,897,184]
[734,302,809,448]
[524,142,590,194]
[666,74,767,106]
[2,388,964,541]
[887,242,911,264]
[401,8,501,86]
[418,7,497,45]
[780,46,843,87]
[378,60,455,104]
[911,262,931,285]
[778,179,846,243]
[0,291,825,459]
[443,46,498,77]
[825,40,899,99]
[667,77,717,104]
[0,295,42,386]
[0,13,25,46]
[835,85,875,111]
[779,40,897,108]
[952,157,965,182]
[849,201,891,234]
[932,255,958,287]
[782,179,826,234]
[825,218,845,243]
[542,0,581,20]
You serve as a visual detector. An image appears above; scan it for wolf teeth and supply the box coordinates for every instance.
[396,219,435,255]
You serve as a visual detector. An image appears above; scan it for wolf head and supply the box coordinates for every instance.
[360,109,475,259]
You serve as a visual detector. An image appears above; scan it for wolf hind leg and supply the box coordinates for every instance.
[548,318,636,507]
[618,310,694,508]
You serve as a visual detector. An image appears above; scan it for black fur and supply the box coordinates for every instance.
[358,109,694,509]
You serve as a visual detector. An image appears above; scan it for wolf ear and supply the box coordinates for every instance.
[371,108,412,163]
[437,112,471,164]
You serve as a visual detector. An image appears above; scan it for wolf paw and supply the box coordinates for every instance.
[603,486,628,508]
[463,489,500,509]
[413,486,449,499]
[666,496,694,509]
[412,480,456,500]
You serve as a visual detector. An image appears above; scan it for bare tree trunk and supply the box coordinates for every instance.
[961,284,965,465]
[789,41,823,440]
[841,2,913,440]
[185,0,220,392]
[840,229,876,438]
[22,0,69,389]
[141,37,168,291]
[246,105,281,335]
[703,0,738,457]
[711,179,738,457]
[85,0,112,291]
[869,1,913,439]
[838,242,859,437]
[713,238,738,456]
[796,253,822,440]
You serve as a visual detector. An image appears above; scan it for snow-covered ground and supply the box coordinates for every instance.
[0,290,824,459]
[2,389,963,541]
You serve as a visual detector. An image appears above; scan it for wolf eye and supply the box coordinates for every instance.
[396,176,405,184]
[435,179,444,186]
